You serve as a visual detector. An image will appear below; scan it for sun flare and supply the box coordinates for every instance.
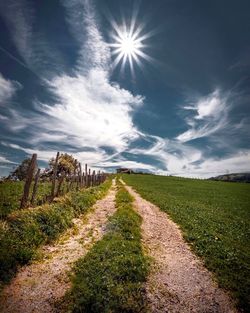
[109,17,153,74]
[118,33,140,56]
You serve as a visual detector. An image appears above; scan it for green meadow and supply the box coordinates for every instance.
[0,181,51,219]
[122,174,250,311]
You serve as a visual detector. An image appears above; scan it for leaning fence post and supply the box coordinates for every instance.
[30,168,41,205]
[20,153,37,209]
[51,152,60,198]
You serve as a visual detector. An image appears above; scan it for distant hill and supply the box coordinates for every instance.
[208,172,250,183]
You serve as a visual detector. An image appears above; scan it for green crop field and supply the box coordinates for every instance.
[122,174,250,311]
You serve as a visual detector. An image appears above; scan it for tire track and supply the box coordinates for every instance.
[123,180,238,313]
[0,179,117,313]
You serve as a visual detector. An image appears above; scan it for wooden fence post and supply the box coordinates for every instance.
[79,162,82,188]
[56,172,65,196]
[82,172,85,187]
[51,152,60,198]
[85,164,88,188]
[92,170,96,186]
[97,170,100,185]
[73,159,77,190]
[31,168,41,205]
[20,153,37,209]
[88,168,91,187]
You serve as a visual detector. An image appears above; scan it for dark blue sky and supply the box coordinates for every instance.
[0,0,249,177]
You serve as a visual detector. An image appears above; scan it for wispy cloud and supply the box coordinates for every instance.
[1,142,57,162]
[61,0,110,73]
[0,0,33,65]
[39,69,143,150]
[28,0,145,163]
[1,0,249,179]
[0,73,21,105]
[0,0,145,170]
[177,89,230,142]
[180,150,250,178]
[0,0,65,76]
[130,134,203,175]
[0,155,17,164]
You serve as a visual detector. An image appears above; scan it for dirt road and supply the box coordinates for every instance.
[124,181,238,313]
[0,180,117,313]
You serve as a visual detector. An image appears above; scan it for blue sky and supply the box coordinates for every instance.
[0,0,249,177]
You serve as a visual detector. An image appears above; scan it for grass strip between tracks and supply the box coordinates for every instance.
[65,181,150,313]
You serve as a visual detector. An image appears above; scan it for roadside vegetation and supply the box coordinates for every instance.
[0,153,97,219]
[123,174,250,311]
[0,179,111,287]
[65,182,150,313]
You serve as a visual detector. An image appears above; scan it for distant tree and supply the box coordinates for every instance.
[49,153,78,176]
[10,158,37,181]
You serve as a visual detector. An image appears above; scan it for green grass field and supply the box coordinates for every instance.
[0,180,80,219]
[122,174,250,311]
[0,181,51,219]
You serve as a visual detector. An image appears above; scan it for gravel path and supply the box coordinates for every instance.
[123,181,238,313]
[0,180,117,313]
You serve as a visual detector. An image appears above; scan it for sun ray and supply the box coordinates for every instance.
[108,15,153,74]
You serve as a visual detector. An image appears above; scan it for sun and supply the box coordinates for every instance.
[108,17,153,74]
[117,33,140,56]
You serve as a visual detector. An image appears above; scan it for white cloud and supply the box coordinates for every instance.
[130,134,203,175]
[17,0,144,166]
[0,0,144,171]
[0,73,21,105]
[0,0,65,75]
[0,155,16,164]
[98,159,156,172]
[177,89,230,142]
[0,0,211,177]
[1,142,57,162]
[132,135,250,178]
[61,0,110,72]
[37,69,143,152]
[178,151,250,178]
[1,0,249,180]
[0,0,33,65]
